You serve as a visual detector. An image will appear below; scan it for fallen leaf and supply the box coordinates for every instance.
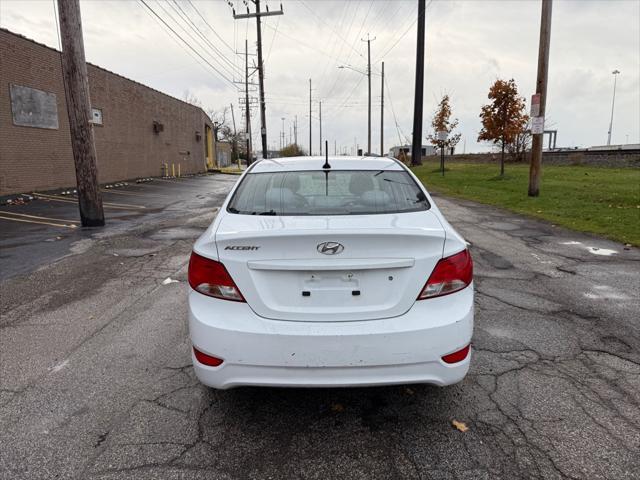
[404,387,415,396]
[330,403,344,413]
[452,420,468,432]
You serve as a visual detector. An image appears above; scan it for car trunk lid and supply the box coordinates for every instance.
[214,211,445,322]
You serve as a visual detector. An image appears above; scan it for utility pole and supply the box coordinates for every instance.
[380,61,384,156]
[319,100,322,155]
[309,78,312,155]
[528,0,552,197]
[362,34,376,155]
[244,39,252,165]
[233,1,283,159]
[57,0,104,226]
[607,69,620,146]
[294,115,298,145]
[411,0,426,166]
[230,102,238,166]
[281,117,285,150]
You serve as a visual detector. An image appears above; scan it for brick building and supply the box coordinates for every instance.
[0,28,217,195]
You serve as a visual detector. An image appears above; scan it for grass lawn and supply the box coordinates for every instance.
[411,159,640,246]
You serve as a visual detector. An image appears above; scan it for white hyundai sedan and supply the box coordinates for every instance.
[188,156,473,389]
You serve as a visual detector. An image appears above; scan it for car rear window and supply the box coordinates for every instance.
[227,170,430,216]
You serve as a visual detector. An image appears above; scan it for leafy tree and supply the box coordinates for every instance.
[279,143,307,157]
[427,94,461,151]
[477,79,528,176]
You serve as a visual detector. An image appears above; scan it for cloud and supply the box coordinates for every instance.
[1,0,638,153]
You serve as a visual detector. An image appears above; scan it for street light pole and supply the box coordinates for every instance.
[309,78,312,155]
[380,61,384,156]
[607,69,620,146]
[319,100,323,155]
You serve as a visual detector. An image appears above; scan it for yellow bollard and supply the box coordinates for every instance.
[178,163,181,178]
[172,163,175,177]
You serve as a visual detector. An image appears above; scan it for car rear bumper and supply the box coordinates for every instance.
[188,284,474,389]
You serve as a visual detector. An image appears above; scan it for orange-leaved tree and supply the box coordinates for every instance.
[477,79,528,176]
[427,94,461,151]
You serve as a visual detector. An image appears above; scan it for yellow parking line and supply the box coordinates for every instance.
[33,193,146,209]
[0,215,76,229]
[0,210,81,224]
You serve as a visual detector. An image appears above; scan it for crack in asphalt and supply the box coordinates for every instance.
[1,182,639,479]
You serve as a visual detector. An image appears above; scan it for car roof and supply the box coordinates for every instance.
[249,156,405,173]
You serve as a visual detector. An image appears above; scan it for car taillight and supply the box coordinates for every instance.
[193,347,224,367]
[188,252,245,302]
[442,344,471,364]
[418,249,473,299]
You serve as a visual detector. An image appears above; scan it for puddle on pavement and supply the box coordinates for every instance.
[561,241,617,256]
[149,227,204,241]
[583,285,630,300]
[483,221,521,231]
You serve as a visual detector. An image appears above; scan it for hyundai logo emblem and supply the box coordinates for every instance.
[317,242,344,255]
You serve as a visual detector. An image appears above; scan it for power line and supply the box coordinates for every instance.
[385,74,410,145]
[138,0,237,88]
[156,0,238,79]
[139,3,227,83]
[324,75,366,119]
[186,0,236,54]
[261,22,355,65]
[297,0,365,61]
[158,0,240,79]
[170,0,241,76]
[321,0,374,100]
[374,0,433,63]
[315,0,358,95]
[264,15,280,63]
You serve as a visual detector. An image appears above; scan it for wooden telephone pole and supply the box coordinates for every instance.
[528,0,552,197]
[411,0,426,166]
[244,39,252,165]
[233,1,283,159]
[362,34,376,155]
[57,0,104,226]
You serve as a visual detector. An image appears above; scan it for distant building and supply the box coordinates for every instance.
[215,141,233,167]
[389,144,437,160]
[0,28,217,195]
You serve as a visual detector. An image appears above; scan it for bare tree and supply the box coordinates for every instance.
[507,120,532,162]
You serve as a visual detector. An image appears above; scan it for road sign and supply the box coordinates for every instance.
[531,93,541,117]
[531,116,545,134]
[437,130,448,141]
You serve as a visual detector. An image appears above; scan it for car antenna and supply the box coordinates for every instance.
[322,140,331,169]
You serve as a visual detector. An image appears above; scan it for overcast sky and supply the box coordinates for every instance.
[1,0,638,154]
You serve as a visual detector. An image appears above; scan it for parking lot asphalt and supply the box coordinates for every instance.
[1,174,639,479]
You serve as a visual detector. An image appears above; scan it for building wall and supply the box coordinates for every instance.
[216,142,233,167]
[0,29,212,195]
